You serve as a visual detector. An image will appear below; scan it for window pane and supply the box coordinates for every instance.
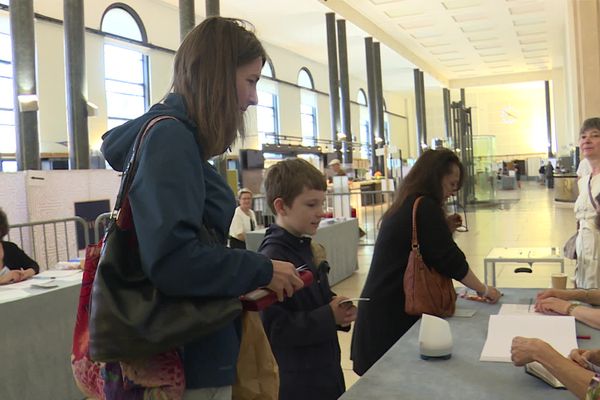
[101,7,143,41]
[0,77,13,108]
[0,123,16,153]
[261,62,273,78]
[104,45,144,83]
[258,91,274,107]
[104,43,147,125]
[297,69,313,89]
[0,34,11,62]
[0,61,11,78]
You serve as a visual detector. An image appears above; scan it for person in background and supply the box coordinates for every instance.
[351,148,501,376]
[228,188,258,249]
[514,163,522,189]
[573,117,600,288]
[258,158,357,400]
[546,160,555,188]
[0,208,38,285]
[328,159,346,177]
[101,17,303,400]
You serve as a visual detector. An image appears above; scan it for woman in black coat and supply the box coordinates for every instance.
[350,149,502,376]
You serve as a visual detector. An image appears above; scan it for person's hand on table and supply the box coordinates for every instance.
[480,285,502,303]
[511,337,553,366]
[446,214,462,233]
[0,269,27,285]
[570,349,600,369]
[537,289,571,301]
[535,297,570,315]
[267,260,304,302]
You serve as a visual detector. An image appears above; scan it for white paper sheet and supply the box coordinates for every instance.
[480,315,578,362]
[0,289,30,303]
[498,303,543,315]
[36,270,82,279]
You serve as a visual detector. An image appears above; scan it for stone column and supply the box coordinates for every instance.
[326,13,341,160]
[10,0,40,170]
[179,0,195,41]
[64,0,89,169]
[205,0,220,17]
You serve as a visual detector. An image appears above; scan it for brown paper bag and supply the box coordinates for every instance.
[232,311,279,400]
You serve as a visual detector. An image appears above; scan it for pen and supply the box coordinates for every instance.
[528,298,532,312]
[577,335,591,340]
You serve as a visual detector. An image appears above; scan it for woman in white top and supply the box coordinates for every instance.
[575,117,600,288]
[229,188,258,249]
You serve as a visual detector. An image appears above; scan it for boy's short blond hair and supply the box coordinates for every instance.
[264,158,327,214]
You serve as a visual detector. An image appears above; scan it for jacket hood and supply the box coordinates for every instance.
[101,93,195,171]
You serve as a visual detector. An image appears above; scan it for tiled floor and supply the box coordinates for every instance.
[331,180,577,389]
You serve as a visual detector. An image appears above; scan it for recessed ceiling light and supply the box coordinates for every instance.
[431,49,459,55]
[438,56,463,62]
[522,46,547,52]
[467,34,498,42]
[399,20,435,30]
[385,9,425,19]
[510,3,545,15]
[474,43,502,50]
[478,51,505,57]
[461,23,495,33]
[419,40,452,48]
[410,31,444,39]
[453,13,488,23]
[442,0,482,10]
[517,28,546,36]
[519,38,545,45]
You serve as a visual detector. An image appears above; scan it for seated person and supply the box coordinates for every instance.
[535,288,600,329]
[511,336,598,400]
[228,188,257,249]
[258,158,357,400]
[0,208,38,285]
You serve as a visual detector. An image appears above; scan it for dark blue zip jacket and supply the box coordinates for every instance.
[101,93,273,388]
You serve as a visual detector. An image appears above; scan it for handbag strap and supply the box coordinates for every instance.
[411,196,424,250]
[588,175,599,212]
[112,115,178,220]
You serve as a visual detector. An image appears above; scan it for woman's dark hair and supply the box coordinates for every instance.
[383,148,464,220]
[580,117,600,136]
[0,208,8,238]
[171,17,267,159]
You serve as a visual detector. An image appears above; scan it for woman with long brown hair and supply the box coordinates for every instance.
[351,148,501,375]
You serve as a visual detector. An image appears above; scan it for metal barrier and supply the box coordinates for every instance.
[93,212,112,243]
[7,216,89,271]
[252,190,395,245]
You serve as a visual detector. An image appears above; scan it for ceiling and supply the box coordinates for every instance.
[163,0,568,90]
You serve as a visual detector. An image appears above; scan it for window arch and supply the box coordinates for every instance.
[101,4,149,129]
[261,59,275,78]
[297,68,314,90]
[100,3,147,43]
[357,89,367,106]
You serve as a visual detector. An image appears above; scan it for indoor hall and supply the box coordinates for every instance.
[1,0,600,399]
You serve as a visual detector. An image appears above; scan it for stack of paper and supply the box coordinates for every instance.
[480,314,577,362]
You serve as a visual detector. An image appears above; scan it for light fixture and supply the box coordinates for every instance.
[86,101,98,117]
[17,94,39,112]
[375,137,384,144]
[337,132,347,140]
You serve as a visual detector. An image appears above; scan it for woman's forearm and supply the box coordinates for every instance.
[571,306,600,330]
[459,268,486,294]
[537,348,594,400]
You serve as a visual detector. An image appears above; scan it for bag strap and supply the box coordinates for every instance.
[588,175,599,212]
[111,116,178,220]
[411,196,424,250]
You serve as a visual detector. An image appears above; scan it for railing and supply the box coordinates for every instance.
[7,216,89,270]
[93,212,112,243]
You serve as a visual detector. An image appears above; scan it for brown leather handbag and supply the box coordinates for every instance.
[404,196,456,317]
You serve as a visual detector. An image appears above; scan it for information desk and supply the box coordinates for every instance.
[0,274,82,400]
[245,218,359,285]
[484,247,565,286]
[340,289,597,400]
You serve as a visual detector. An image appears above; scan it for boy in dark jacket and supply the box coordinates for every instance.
[258,158,357,400]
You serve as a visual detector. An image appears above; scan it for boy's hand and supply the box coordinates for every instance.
[329,296,357,327]
[267,260,304,302]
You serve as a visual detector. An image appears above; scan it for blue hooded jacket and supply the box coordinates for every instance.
[101,93,273,388]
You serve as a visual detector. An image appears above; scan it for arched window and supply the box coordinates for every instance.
[357,89,370,159]
[0,14,16,170]
[101,4,149,129]
[261,59,275,79]
[257,60,279,146]
[298,68,317,146]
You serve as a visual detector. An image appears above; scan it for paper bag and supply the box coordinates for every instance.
[232,311,279,400]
